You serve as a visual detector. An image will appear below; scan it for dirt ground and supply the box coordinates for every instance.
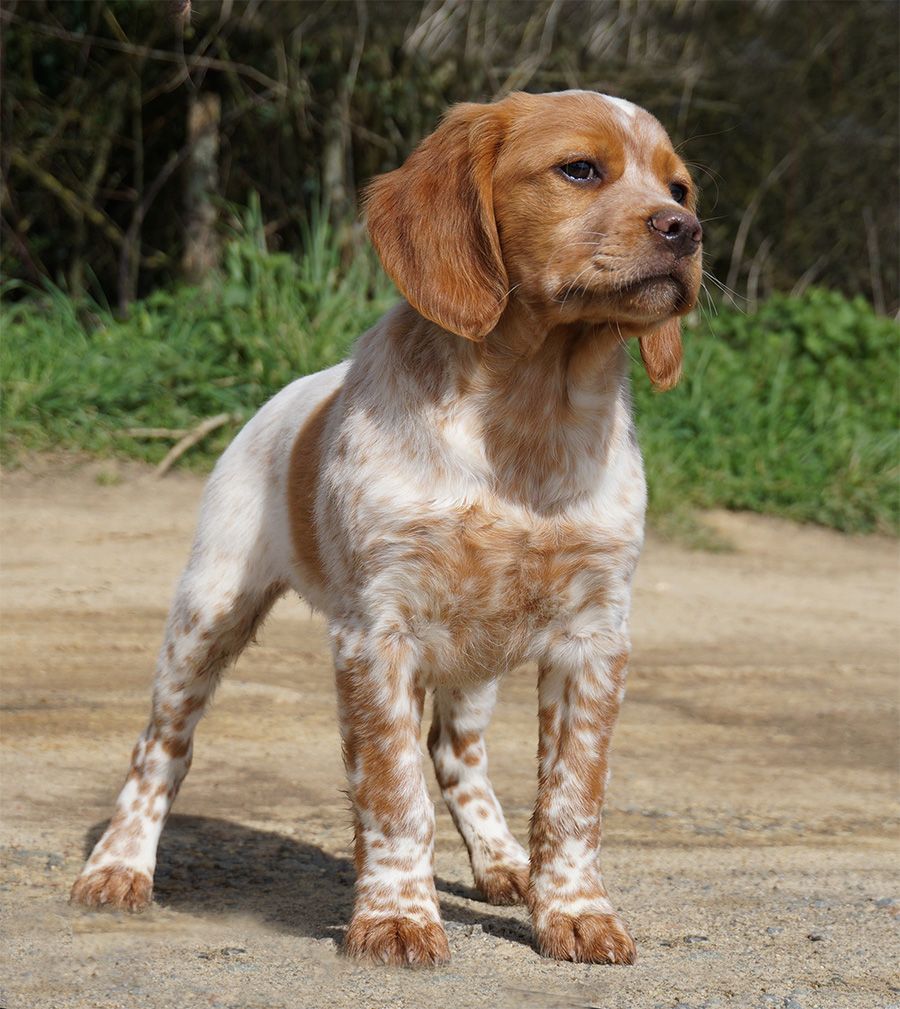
[1,461,898,1009]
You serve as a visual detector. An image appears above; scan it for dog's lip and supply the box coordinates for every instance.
[565,269,683,300]
[562,269,697,322]
[616,270,698,308]
[615,271,682,294]
[559,260,701,319]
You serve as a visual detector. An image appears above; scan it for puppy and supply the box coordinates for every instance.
[72,90,702,966]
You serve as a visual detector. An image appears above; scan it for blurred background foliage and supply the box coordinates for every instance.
[3,212,897,534]
[2,0,898,311]
[1,0,898,535]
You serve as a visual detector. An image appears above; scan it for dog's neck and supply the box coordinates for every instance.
[369,301,635,513]
[467,308,634,510]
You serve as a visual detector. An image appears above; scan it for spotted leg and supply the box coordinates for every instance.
[529,640,636,964]
[428,681,529,905]
[71,475,285,911]
[335,624,450,966]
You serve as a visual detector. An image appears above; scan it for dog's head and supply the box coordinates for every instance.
[365,90,702,389]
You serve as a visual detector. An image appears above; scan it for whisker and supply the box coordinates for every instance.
[696,281,719,332]
[682,161,722,209]
[683,160,725,183]
[555,260,600,304]
[611,319,641,369]
[675,125,739,151]
[702,269,747,311]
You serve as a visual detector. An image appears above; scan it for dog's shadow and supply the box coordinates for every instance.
[84,815,533,947]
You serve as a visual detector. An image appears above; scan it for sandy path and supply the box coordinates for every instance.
[1,462,898,1009]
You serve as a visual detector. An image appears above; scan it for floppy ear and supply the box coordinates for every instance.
[638,318,683,390]
[364,104,508,341]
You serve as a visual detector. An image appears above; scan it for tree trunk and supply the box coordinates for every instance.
[182,92,221,285]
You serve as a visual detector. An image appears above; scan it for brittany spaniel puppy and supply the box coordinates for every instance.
[72,90,702,966]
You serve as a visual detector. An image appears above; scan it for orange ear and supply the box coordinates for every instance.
[364,104,508,341]
[638,318,683,390]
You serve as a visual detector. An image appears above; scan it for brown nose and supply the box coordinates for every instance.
[648,210,702,258]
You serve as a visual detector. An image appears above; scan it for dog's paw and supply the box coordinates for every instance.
[70,864,153,912]
[534,909,636,964]
[344,914,450,967]
[476,863,530,906]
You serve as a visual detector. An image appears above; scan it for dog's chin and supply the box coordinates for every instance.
[614,275,691,320]
[562,272,695,327]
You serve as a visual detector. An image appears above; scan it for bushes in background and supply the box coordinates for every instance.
[2,223,897,534]
[632,289,898,533]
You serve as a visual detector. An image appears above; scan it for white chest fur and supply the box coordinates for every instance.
[313,376,646,684]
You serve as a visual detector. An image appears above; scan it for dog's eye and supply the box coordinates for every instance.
[669,182,688,204]
[559,160,600,182]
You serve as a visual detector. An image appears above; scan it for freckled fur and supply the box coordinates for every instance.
[72,90,701,967]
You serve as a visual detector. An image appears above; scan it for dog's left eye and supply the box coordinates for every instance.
[560,160,600,182]
[669,182,688,204]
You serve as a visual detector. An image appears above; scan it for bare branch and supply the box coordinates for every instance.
[155,413,239,477]
[0,10,287,95]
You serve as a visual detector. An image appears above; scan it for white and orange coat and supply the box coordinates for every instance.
[72,89,703,966]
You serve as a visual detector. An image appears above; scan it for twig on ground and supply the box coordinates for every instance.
[155,413,238,477]
[122,427,190,439]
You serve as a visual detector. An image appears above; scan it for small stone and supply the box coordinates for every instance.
[785,999,803,1009]
[684,934,708,944]
[874,896,895,908]
[766,926,783,936]
[807,931,826,942]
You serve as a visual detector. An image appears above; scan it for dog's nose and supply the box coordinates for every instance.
[648,210,702,258]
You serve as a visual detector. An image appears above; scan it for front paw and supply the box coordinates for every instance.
[70,864,153,912]
[344,914,450,966]
[534,909,636,964]
[475,862,530,906]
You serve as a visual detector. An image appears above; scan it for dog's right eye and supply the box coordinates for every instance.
[559,161,601,182]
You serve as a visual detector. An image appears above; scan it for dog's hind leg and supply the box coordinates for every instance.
[428,680,530,905]
[71,460,287,911]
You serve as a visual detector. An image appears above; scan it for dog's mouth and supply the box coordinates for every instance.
[564,269,694,317]
[620,272,694,309]
[617,272,684,296]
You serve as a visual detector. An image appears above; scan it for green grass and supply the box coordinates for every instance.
[632,288,899,534]
[1,201,397,466]
[2,213,897,535]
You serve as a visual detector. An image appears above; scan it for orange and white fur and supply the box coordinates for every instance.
[72,90,702,966]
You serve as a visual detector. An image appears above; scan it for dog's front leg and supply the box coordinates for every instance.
[529,637,637,964]
[333,623,449,966]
